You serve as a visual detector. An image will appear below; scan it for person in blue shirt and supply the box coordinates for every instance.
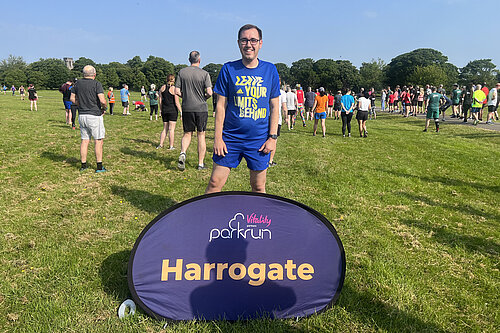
[120,84,130,115]
[205,24,280,194]
[340,89,355,137]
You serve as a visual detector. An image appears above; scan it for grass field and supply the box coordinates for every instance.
[0,90,499,332]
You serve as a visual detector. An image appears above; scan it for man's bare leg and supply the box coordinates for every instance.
[197,131,206,167]
[250,169,267,193]
[205,163,231,193]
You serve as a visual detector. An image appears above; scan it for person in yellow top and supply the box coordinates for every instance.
[472,84,486,125]
[312,87,329,137]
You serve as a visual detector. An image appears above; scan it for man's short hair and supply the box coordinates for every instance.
[189,51,200,64]
[82,65,96,78]
[238,24,262,40]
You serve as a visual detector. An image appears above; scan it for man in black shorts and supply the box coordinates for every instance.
[175,51,213,170]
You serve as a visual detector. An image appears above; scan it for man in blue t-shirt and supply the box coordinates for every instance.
[205,24,280,194]
[120,84,130,115]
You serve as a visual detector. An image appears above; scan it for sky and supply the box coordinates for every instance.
[2,0,499,70]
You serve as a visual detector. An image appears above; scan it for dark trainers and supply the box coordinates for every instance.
[95,167,107,173]
[80,166,88,172]
[178,153,186,171]
[197,165,207,170]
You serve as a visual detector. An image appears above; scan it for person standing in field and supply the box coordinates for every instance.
[205,24,280,193]
[357,91,370,137]
[471,84,486,125]
[70,65,108,172]
[451,83,462,118]
[120,84,130,115]
[11,85,16,96]
[296,85,306,127]
[140,85,147,102]
[423,86,444,132]
[312,87,328,137]
[148,84,159,121]
[486,83,499,124]
[369,88,376,119]
[334,90,342,120]
[268,78,287,167]
[19,85,25,100]
[304,87,316,121]
[175,51,213,171]
[341,89,355,137]
[158,74,182,150]
[107,87,115,115]
[59,80,73,125]
[28,84,38,111]
[285,86,298,130]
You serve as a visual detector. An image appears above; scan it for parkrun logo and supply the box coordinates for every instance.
[209,212,272,242]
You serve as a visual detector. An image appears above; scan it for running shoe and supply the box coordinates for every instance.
[168,147,176,150]
[423,129,427,132]
[197,165,207,170]
[178,153,186,171]
[156,145,163,149]
[95,168,107,173]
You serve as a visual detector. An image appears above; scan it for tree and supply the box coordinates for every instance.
[26,58,70,89]
[459,59,498,87]
[290,58,317,88]
[126,56,143,70]
[335,60,360,91]
[274,63,291,85]
[3,69,27,87]
[407,65,448,88]
[72,57,96,74]
[174,64,187,76]
[202,63,222,87]
[312,59,339,92]
[385,48,449,87]
[141,56,174,88]
[359,59,385,91]
[0,55,26,72]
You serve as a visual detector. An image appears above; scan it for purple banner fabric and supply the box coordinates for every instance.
[128,192,345,321]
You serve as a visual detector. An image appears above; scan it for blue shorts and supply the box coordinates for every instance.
[64,101,72,109]
[315,112,326,119]
[212,139,270,171]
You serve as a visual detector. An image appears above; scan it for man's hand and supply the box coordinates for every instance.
[258,138,276,154]
[213,137,228,156]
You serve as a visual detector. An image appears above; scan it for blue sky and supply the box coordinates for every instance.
[2,0,499,70]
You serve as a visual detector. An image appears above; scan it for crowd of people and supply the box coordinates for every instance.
[2,23,499,192]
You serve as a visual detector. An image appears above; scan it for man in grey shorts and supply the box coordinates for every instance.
[175,50,213,170]
[70,65,108,172]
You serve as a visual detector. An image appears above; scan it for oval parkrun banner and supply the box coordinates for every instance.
[128,192,346,321]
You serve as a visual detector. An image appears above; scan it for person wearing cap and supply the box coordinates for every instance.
[486,83,500,124]
[450,83,462,118]
[148,84,159,121]
[312,87,328,137]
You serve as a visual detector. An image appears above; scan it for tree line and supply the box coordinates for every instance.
[0,49,498,92]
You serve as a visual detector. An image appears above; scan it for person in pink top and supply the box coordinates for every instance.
[296,85,306,126]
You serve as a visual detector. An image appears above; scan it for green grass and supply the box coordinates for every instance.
[0,90,499,332]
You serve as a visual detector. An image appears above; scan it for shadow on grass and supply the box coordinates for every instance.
[340,284,448,332]
[399,191,500,222]
[120,146,175,168]
[100,250,130,301]
[400,218,499,256]
[453,132,500,139]
[126,138,157,148]
[111,185,177,214]
[40,151,80,168]
[380,168,499,194]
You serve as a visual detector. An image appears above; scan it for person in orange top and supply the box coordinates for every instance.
[312,87,329,137]
[107,87,115,115]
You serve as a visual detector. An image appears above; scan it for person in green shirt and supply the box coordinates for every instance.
[424,86,444,132]
[451,83,462,118]
[148,84,159,121]
[471,84,486,125]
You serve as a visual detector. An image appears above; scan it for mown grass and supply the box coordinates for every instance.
[0,90,499,332]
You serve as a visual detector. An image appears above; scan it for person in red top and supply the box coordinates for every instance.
[327,92,334,118]
[296,85,306,127]
[481,83,489,121]
[132,100,147,112]
[389,93,396,112]
[402,88,411,117]
[107,87,115,115]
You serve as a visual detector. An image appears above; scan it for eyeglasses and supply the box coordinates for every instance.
[238,38,260,45]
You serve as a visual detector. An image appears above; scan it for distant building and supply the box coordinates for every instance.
[63,57,74,70]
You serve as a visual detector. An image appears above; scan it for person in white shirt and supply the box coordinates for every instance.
[356,92,371,137]
[486,83,500,124]
[269,79,287,167]
[285,86,298,130]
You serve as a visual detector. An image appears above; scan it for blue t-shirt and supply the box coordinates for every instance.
[120,88,129,102]
[340,94,355,113]
[214,59,280,143]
